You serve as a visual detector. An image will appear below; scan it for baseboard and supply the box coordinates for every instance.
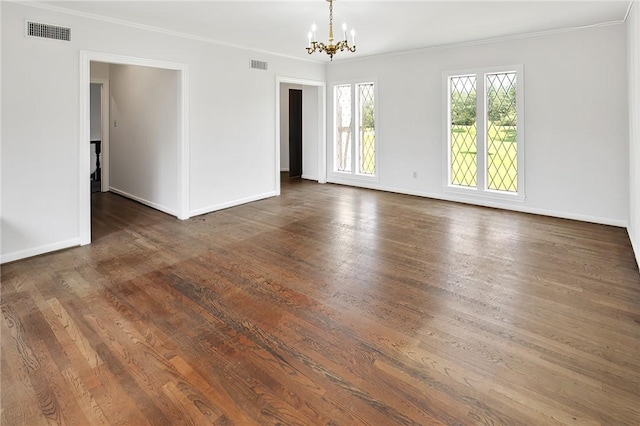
[301,174,318,181]
[109,187,177,217]
[506,204,627,227]
[190,191,277,217]
[1,238,81,264]
[327,178,627,228]
[280,168,290,172]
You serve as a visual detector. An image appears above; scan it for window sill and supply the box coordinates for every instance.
[444,185,526,203]
[328,171,379,185]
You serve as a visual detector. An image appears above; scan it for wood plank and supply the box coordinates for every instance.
[2,179,640,424]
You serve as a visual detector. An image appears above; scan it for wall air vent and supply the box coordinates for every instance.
[26,20,71,42]
[250,60,268,71]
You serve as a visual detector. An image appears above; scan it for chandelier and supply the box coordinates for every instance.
[306,0,356,61]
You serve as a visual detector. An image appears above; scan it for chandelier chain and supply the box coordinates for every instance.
[329,0,333,26]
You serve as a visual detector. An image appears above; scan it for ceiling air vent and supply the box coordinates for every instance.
[250,60,268,71]
[26,20,71,42]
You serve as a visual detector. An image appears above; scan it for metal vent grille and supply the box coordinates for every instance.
[250,59,268,71]
[26,21,71,41]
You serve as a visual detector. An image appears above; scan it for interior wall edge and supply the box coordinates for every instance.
[189,191,277,218]
[108,187,178,217]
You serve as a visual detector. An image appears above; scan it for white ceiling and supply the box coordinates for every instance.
[44,1,631,62]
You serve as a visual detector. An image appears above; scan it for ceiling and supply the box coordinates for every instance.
[44,1,631,62]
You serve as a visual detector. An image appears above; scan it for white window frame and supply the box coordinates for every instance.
[442,65,525,202]
[329,79,379,183]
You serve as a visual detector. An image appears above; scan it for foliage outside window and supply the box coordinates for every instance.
[334,82,376,176]
[447,67,523,197]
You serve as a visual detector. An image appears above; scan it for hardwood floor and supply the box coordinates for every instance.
[2,177,639,425]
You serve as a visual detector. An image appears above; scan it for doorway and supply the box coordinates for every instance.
[289,89,303,178]
[275,76,327,195]
[80,51,190,246]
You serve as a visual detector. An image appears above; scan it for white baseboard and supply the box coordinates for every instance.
[109,187,177,217]
[327,178,627,228]
[1,238,81,264]
[190,191,277,217]
[506,205,627,228]
[280,168,290,172]
[301,174,318,181]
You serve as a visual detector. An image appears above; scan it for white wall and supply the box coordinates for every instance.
[628,0,640,267]
[326,24,629,226]
[91,61,110,80]
[109,64,178,214]
[0,1,324,262]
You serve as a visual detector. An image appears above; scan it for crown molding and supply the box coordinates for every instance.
[623,0,635,22]
[333,18,628,65]
[10,0,324,64]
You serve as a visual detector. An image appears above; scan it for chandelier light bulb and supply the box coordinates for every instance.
[342,22,347,40]
[351,29,356,45]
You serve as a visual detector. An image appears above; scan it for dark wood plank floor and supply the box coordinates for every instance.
[2,177,640,425]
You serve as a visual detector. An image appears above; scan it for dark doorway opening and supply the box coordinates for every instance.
[90,140,102,193]
[289,89,303,178]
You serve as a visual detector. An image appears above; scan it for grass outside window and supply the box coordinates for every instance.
[451,123,517,192]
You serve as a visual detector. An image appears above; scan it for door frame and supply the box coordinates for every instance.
[79,51,190,245]
[275,76,326,196]
[90,78,110,192]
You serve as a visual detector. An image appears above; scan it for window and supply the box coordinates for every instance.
[334,82,376,176]
[446,66,524,199]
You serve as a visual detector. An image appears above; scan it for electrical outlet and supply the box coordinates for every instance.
[113,120,117,127]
